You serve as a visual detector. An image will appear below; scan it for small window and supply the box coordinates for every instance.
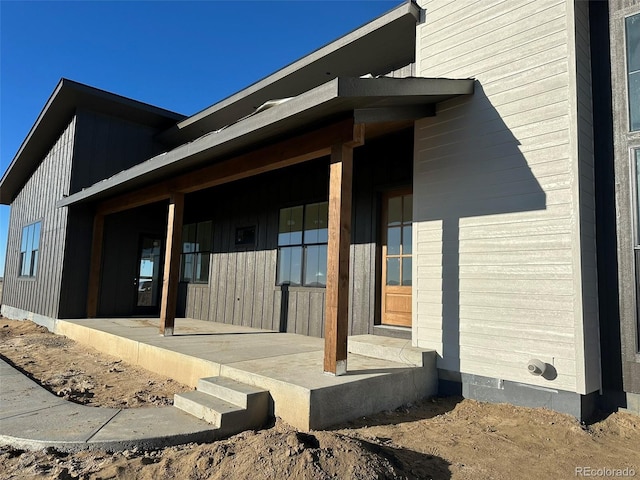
[277,202,328,287]
[626,13,640,131]
[20,221,41,277]
[180,220,212,283]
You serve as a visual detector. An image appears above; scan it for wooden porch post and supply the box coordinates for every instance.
[86,213,104,318]
[324,144,353,375]
[160,193,184,336]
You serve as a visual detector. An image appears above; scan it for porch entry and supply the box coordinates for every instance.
[134,236,163,314]
[381,189,412,327]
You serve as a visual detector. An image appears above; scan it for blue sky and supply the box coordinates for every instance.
[0,0,399,277]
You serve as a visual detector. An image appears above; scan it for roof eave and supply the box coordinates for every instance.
[57,76,474,209]
[0,79,185,205]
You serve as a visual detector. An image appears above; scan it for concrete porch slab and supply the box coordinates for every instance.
[50,317,437,430]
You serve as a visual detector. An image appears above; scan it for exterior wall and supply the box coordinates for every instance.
[98,203,168,317]
[70,109,162,194]
[610,0,640,395]
[2,118,76,318]
[413,0,600,394]
[181,130,413,337]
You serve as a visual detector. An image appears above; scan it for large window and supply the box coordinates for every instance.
[627,13,640,131]
[20,221,41,277]
[277,201,328,287]
[180,220,212,283]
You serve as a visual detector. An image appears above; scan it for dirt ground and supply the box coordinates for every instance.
[1,319,639,480]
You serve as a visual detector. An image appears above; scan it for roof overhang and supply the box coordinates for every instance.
[58,76,474,209]
[0,79,185,205]
[158,0,422,146]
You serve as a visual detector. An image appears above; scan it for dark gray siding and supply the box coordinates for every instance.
[58,108,175,318]
[70,108,162,194]
[2,117,76,318]
[181,129,413,337]
[58,204,96,318]
[98,203,168,317]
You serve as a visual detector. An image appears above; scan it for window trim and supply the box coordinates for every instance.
[276,201,328,288]
[19,221,42,278]
[180,220,213,284]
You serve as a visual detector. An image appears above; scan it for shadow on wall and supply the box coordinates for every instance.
[414,82,547,373]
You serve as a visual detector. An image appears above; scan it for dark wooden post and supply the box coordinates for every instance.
[160,193,184,336]
[86,213,104,318]
[324,144,353,375]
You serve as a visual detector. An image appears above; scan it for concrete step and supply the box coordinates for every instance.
[174,390,244,426]
[197,377,268,411]
[174,377,270,438]
[348,334,434,367]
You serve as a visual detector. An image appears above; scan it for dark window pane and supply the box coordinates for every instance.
[195,253,210,283]
[402,225,412,255]
[388,226,401,255]
[304,202,328,244]
[402,257,412,286]
[32,250,39,276]
[304,244,327,287]
[403,194,413,223]
[279,206,303,246]
[277,246,302,286]
[388,197,402,226]
[386,257,400,286]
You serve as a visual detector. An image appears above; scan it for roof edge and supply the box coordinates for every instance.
[165,1,421,140]
[0,79,186,204]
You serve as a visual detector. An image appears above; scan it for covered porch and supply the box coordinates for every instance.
[57,76,474,377]
[52,316,436,430]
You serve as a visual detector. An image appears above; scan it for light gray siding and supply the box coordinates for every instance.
[2,117,76,318]
[413,0,599,394]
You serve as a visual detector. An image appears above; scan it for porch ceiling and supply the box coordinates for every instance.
[57,76,474,209]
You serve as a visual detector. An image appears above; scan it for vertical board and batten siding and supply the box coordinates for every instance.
[414,0,599,393]
[99,203,168,317]
[70,109,161,194]
[2,118,76,318]
[181,131,413,337]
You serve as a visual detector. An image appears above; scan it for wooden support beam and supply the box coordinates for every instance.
[160,193,184,336]
[86,213,104,318]
[323,143,354,375]
[97,119,361,216]
[98,183,174,216]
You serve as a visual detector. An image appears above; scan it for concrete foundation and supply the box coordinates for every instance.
[6,312,437,431]
[439,370,599,420]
